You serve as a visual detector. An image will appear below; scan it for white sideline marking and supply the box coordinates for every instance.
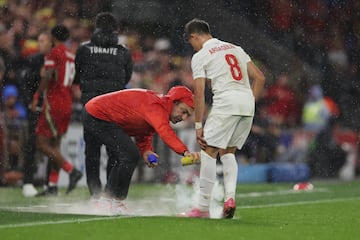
[236,188,328,198]
[0,215,125,229]
[238,196,360,209]
[0,196,359,229]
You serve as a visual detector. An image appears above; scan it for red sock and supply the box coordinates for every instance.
[62,161,74,173]
[48,170,59,186]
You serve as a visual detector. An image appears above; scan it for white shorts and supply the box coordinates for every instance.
[204,113,253,149]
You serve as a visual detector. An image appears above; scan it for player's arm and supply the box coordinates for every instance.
[193,77,207,149]
[38,67,55,94]
[30,67,54,112]
[135,135,159,168]
[194,77,206,124]
[247,61,265,101]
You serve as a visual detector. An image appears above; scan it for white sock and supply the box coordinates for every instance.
[198,150,216,212]
[220,153,238,201]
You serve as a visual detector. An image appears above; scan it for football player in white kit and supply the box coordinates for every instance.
[182,18,265,218]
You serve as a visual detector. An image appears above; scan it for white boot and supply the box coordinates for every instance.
[22,184,38,197]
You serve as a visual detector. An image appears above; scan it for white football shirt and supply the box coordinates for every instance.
[191,38,255,116]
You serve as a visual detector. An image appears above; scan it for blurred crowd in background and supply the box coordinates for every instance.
[0,0,359,186]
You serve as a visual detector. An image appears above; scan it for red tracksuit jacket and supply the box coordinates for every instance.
[85,89,188,155]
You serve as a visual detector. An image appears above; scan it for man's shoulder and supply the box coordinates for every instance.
[191,49,208,67]
[116,43,131,55]
[80,40,91,46]
[76,42,91,52]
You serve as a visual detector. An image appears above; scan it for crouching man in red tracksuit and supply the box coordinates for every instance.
[83,86,198,214]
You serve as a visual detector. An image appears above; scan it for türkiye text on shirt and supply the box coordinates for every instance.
[89,46,118,55]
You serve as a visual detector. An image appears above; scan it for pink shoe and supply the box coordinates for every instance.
[178,208,210,218]
[223,198,236,219]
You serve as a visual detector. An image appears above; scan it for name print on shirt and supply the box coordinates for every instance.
[89,46,118,55]
[208,44,235,55]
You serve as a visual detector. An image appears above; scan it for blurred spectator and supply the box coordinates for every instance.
[145,37,176,94]
[264,72,300,127]
[0,23,17,85]
[293,0,328,63]
[0,113,4,186]
[20,31,52,197]
[267,0,296,49]
[2,84,27,174]
[2,84,27,122]
[339,63,360,131]
[0,56,4,94]
[0,57,6,185]
[125,31,144,63]
[301,84,332,132]
[241,101,281,163]
[307,117,347,178]
[325,24,348,68]
[346,15,360,66]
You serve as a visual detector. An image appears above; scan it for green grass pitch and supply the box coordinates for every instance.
[0,179,359,240]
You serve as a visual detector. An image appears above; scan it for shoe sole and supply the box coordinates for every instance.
[223,206,236,219]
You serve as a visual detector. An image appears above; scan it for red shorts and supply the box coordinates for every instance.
[36,99,72,137]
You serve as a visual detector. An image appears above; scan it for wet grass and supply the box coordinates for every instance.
[0,179,359,240]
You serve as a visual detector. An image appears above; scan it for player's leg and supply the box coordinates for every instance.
[36,161,59,197]
[198,146,218,210]
[219,147,238,200]
[101,124,140,215]
[44,100,83,194]
[103,126,140,200]
[83,129,102,198]
[22,111,40,197]
[105,146,116,180]
[221,116,253,218]
[35,135,82,194]
[35,101,70,170]
[53,136,83,194]
[182,113,235,218]
[82,108,103,198]
[36,135,71,172]
[180,146,216,218]
[219,147,237,219]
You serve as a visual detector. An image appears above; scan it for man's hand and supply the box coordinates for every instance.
[182,151,201,166]
[183,151,200,161]
[143,151,159,168]
[196,128,207,150]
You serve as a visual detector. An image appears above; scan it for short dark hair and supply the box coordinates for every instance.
[51,25,70,42]
[95,12,118,32]
[183,18,211,41]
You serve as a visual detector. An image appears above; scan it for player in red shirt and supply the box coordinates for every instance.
[30,25,82,196]
[83,86,199,214]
